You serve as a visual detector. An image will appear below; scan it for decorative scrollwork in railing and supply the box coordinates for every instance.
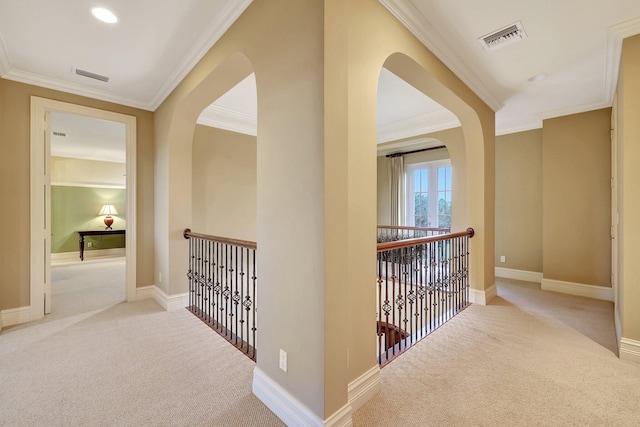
[376,227,474,366]
[184,228,257,361]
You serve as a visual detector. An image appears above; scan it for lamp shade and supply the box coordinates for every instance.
[98,204,119,229]
[98,204,119,216]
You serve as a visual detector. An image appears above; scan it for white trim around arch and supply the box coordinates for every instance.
[30,97,137,322]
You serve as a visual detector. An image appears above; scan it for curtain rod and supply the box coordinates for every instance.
[386,145,447,158]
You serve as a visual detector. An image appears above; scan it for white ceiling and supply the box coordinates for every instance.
[382,0,640,135]
[2,0,639,151]
[50,112,125,163]
[0,0,252,110]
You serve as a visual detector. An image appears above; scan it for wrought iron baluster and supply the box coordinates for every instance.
[375,227,474,367]
[251,248,257,360]
[183,229,257,361]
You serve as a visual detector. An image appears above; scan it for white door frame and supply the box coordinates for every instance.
[30,97,137,321]
[611,93,619,309]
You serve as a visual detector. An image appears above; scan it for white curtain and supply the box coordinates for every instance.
[389,156,405,226]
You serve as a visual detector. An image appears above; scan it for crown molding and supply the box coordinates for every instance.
[0,1,253,112]
[602,17,640,107]
[378,109,460,143]
[197,104,257,136]
[147,0,253,110]
[537,100,611,123]
[495,121,542,136]
[379,0,503,112]
[611,16,640,39]
[603,17,640,105]
[2,68,151,110]
[604,28,624,106]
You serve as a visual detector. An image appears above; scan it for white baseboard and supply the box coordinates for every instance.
[469,284,497,305]
[135,285,155,301]
[1,306,31,328]
[253,367,330,427]
[620,337,640,364]
[51,248,126,263]
[153,286,189,311]
[495,267,543,283]
[348,365,381,412]
[541,278,614,302]
[324,405,353,427]
[251,364,379,426]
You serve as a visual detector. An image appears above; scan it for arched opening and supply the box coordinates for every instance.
[372,54,484,364]
[381,52,493,306]
[188,72,259,358]
[192,73,257,242]
[376,65,463,230]
[155,52,257,357]
[381,52,486,230]
[154,51,254,300]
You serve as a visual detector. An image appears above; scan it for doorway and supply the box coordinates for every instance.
[30,97,137,321]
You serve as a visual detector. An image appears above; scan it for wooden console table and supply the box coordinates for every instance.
[77,229,126,261]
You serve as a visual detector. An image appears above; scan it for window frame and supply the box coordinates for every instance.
[405,159,451,228]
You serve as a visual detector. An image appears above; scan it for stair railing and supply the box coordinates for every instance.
[376,227,474,366]
[184,229,257,361]
[377,225,450,242]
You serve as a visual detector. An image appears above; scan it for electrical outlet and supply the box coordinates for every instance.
[279,349,287,372]
[88,242,93,248]
[159,272,162,283]
[500,255,506,263]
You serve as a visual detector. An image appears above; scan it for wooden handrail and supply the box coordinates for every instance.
[183,228,257,250]
[377,225,450,232]
[376,228,474,252]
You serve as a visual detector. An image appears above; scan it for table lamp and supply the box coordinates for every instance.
[98,204,119,229]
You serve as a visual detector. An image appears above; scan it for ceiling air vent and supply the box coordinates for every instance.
[52,131,67,137]
[479,21,527,52]
[73,67,110,82]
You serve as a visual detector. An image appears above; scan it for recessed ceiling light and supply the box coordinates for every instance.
[91,7,118,24]
[528,74,547,83]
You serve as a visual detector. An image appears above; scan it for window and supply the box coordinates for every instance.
[406,161,452,228]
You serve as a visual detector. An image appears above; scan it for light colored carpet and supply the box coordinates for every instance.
[496,278,618,354]
[353,278,640,426]
[3,268,638,426]
[0,259,284,427]
[49,257,126,319]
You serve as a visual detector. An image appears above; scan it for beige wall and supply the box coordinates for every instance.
[495,129,543,272]
[325,0,493,418]
[154,0,494,420]
[0,78,155,311]
[542,109,611,287]
[618,34,640,342]
[192,125,256,241]
[155,0,326,418]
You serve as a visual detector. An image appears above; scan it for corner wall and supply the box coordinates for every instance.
[325,0,494,419]
[154,0,327,420]
[618,34,640,355]
[155,0,494,422]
